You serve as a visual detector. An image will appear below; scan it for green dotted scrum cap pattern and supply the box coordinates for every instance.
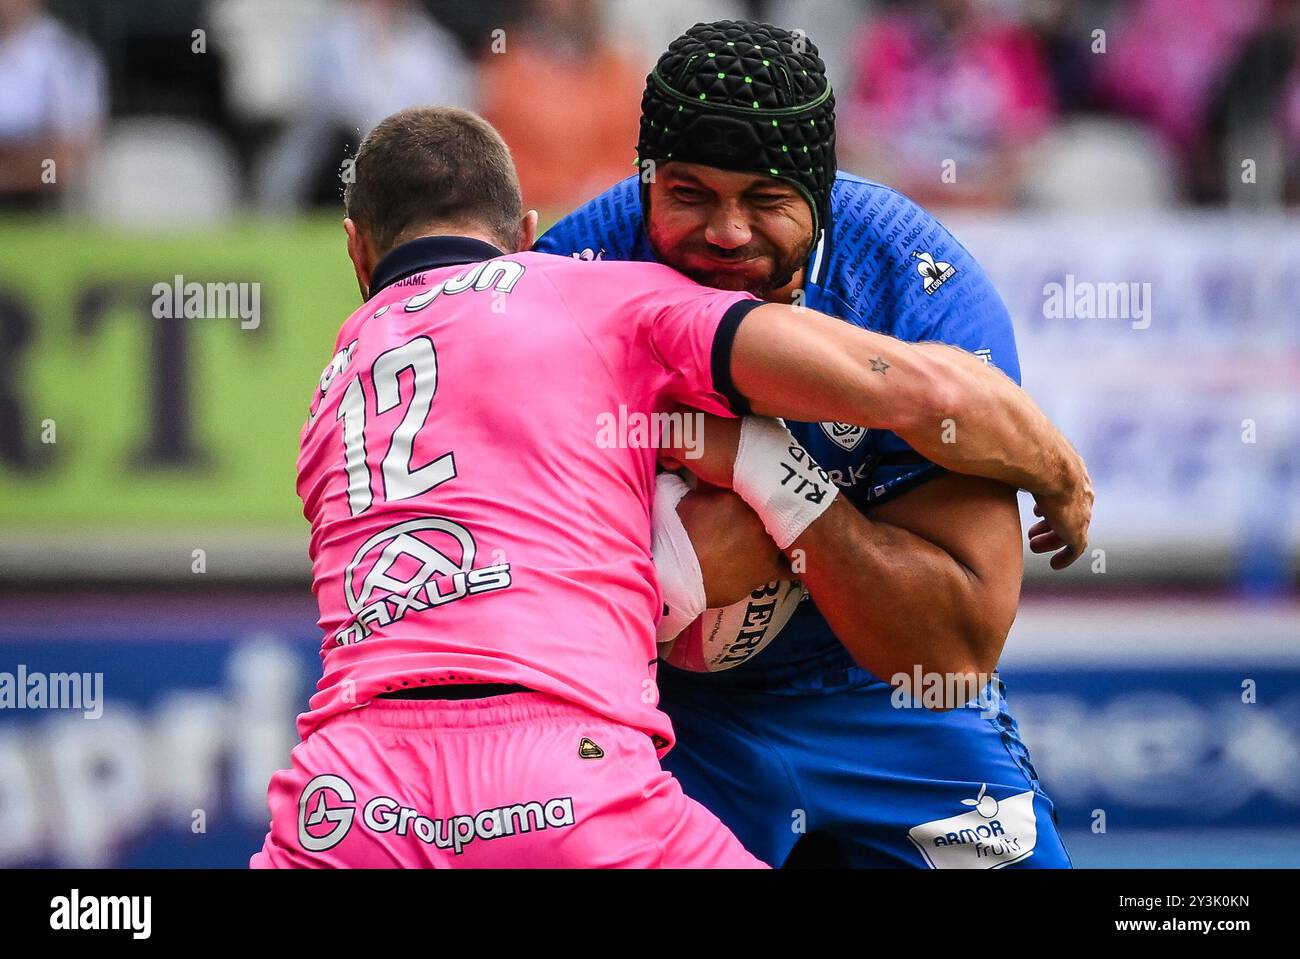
[637,19,837,233]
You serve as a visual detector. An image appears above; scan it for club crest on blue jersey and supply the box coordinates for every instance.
[819,421,866,451]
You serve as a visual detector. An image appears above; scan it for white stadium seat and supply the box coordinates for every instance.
[80,117,240,227]
[1021,117,1179,211]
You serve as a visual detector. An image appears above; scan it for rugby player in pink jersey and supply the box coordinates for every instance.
[251,107,1090,869]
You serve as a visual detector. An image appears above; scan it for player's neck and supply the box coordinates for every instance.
[400,225,512,255]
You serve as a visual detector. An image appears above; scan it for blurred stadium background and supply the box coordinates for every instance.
[0,0,1297,868]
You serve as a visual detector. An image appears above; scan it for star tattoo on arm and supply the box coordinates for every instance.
[869,357,890,375]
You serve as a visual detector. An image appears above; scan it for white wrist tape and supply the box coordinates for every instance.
[651,472,707,644]
[731,417,839,550]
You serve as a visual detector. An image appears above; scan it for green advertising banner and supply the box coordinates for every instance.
[0,218,364,578]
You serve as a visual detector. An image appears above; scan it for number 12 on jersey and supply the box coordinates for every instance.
[335,336,456,515]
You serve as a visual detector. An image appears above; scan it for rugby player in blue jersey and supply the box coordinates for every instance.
[535,19,1089,867]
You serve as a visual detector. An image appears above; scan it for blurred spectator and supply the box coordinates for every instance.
[425,0,525,57]
[1093,0,1271,202]
[1204,0,1300,206]
[306,0,475,133]
[606,0,750,74]
[209,0,330,126]
[761,0,869,101]
[257,0,476,210]
[0,0,106,209]
[1021,0,1101,114]
[1285,75,1300,203]
[840,0,1055,209]
[480,0,644,215]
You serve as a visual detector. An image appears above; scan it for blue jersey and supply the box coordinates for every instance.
[537,174,1068,870]
[536,172,1021,688]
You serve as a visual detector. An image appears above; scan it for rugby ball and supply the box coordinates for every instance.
[660,579,805,672]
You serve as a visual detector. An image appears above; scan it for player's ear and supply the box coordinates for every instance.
[519,209,539,252]
[344,217,373,299]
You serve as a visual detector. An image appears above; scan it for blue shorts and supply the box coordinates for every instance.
[659,664,1072,868]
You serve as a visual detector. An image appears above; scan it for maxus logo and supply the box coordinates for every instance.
[907,786,1038,869]
[334,518,511,646]
[296,774,576,856]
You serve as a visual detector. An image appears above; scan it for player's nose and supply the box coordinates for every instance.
[703,204,753,250]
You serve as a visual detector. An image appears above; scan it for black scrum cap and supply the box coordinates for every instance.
[637,20,837,234]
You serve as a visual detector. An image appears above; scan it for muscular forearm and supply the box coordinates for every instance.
[670,416,1027,688]
[891,342,1080,500]
[789,497,1013,680]
[671,480,1006,673]
[732,305,1084,500]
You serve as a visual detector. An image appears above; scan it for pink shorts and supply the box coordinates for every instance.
[250,691,766,868]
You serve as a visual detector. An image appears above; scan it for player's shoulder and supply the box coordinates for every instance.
[825,172,985,281]
[819,173,1019,379]
[827,171,921,224]
[534,176,648,261]
[821,173,1007,332]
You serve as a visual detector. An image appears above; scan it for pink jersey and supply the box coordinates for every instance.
[295,237,758,750]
